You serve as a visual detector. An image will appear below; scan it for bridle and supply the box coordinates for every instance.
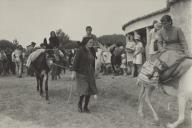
[45,49,67,69]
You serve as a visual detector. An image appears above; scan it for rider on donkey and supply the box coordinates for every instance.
[146,15,190,81]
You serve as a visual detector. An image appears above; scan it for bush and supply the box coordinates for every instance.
[0,40,16,51]
[97,34,126,46]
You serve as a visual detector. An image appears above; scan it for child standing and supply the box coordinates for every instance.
[120,53,127,76]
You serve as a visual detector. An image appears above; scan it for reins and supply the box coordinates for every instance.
[52,62,68,69]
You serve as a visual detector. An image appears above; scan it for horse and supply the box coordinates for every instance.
[12,48,24,77]
[137,59,192,128]
[0,50,8,76]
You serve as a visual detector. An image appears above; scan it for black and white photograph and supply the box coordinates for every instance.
[0,0,191,128]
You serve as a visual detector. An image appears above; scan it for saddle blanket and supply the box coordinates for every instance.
[138,58,192,88]
[160,58,192,88]
[26,49,46,67]
[137,61,159,86]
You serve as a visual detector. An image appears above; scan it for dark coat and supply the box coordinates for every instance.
[72,47,95,75]
[49,37,59,48]
[72,47,97,95]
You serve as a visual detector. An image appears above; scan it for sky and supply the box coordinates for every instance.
[0,0,167,47]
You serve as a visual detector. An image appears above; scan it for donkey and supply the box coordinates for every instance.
[137,59,192,128]
[30,50,54,102]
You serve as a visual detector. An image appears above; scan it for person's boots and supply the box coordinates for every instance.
[84,95,91,113]
[78,95,84,112]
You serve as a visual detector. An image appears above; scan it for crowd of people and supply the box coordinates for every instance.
[95,32,144,77]
[0,31,75,77]
[96,15,189,83]
[71,14,190,115]
[0,14,190,116]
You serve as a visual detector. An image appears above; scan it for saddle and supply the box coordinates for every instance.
[159,57,192,88]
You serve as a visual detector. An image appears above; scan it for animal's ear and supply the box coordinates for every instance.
[45,44,51,50]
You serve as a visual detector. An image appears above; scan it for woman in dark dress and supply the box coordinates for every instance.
[71,37,98,113]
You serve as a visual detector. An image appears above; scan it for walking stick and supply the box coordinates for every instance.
[67,82,73,104]
[191,107,192,128]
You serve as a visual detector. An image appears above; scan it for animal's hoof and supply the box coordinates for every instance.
[40,91,44,96]
[78,107,83,113]
[151,120,160,126]
[46,100,50,104]
[40,93,43,97]
[138,112,144,117]
[166,123,174,128]
[83,108,91,113]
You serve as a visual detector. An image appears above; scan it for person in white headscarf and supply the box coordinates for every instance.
[148,21,162,61]
[133,34,144,77]
[125,34,136,76]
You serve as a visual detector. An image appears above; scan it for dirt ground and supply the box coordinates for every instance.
[0,72,191,128]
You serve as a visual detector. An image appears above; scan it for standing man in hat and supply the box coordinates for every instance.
[12,45,24,78]
[26,42,36,76]
[27,42,36,54]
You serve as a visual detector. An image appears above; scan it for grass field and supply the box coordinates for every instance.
[0,73,190,128]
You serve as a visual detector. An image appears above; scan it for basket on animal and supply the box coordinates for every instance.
[137,61,159,86]
[138,58,192,89]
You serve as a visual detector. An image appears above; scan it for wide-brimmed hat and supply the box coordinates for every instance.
[134,34,141,40]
